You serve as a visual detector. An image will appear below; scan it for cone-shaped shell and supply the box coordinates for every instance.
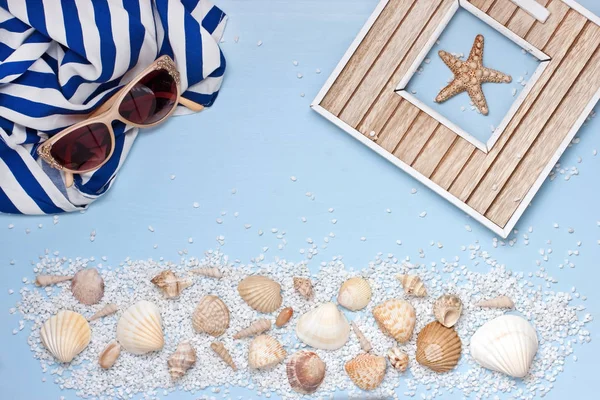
[168,341,197,380]
[276,307,293,328]
[248,335,287,369]
[116,300,164,355]
[210,341,237,370]
[296,302,350,350]
[238,276,282,313]
[287,351,326,394]
[71,268,104,305]
[40,310,91,363]
[433,295,462,328]
[35,275,73,286]
[416,321,461,373]
[151,270,192,299]
[233,318,271,339]
[396,274,427,297]
[337,277,372,311]
[476,295,514,309]
[344,353,386,391]
[372,299,416,343]
[470,315,538,378]
[387,347,408,372]
[351,321,372,353]
[190,267,222,278]
[192,295,230,337]
[293,277,314,300]
[99,341,121,369]
[89,303,118,322]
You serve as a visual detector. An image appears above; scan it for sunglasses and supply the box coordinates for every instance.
[37,55,203,188]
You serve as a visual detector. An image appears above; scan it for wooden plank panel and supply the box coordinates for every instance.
[411,125,458,177]
[449,10,587,200]
[393,113,440,164]
[488,0,519,25]
[468,0,499,11]
[431,138,479,189]
[467,21,600,213]
[506,0,550,38]
[377,100,421,153]
[527,0,570,50]
[320,0,417,116]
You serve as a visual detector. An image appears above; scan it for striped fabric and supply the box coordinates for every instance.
[0,0,227,214]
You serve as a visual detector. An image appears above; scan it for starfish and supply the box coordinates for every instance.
[435,34,512,115]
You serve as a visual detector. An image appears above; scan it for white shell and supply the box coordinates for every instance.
[476,296,514,309]
[296,302,350,350]
[470,315,538,378]
[337,277,372,311]
[40,310,91,363]
[248,335,287,369]
[116,300,164,355]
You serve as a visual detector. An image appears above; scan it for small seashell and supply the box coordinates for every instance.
[338,277,372,311]
[238,276,282,313]
[88,303,118,322]
[416,321,462,373]
[35,275,73,286]
[296,302,350,350]
[372,299,416,343]
[168,341,197,380]
[351,321,372,353]
[71,268,104,305]
[116,300,164,354]
[387,347,408,372]
[192,295,230,337]
[210,341,237,370]
[433,295,462,328]
[40,310,91,363]
[248,335,287,369]
[286,351,326,394]
[293,277,314,300]
[233,318,271,339]
[476,295,515,309]
[276,307,293,327]
[190,267,222,278]
[396,274,427,297]
[99,341,121,369]
[151,270,193,299]
[344,353,386,390]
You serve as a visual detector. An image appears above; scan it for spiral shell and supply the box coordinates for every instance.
[238,276,282,313]
[387,347,408,372]
[372,299,416,343]
[233,318,271,339]
[99,341,121,369]
[71,268,104,305]
[210,341,237,370]
[35,275,73,286]
[293,277,314,300]
[396,274,427,297]
[476,295,514,309]
[116,300,164,355]
[40,310,91,363]
[416,321,462,373]
[151,270,192,299]
[286,351,326,394]
[168,341,197,380]
[248,335,287,369]
[190,267,223,278]
[344,353,386,391]
[433,295,462,328]
[351,321,372,353]
[337,277,372,311]
[88,303,118,322]
[192,295,230,337]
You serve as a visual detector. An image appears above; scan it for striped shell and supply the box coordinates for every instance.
[286,351,326,394]
[192,295,230,337]
[344,353,386,390]
[337,277,372,311]
[233,318,271,339]
[433,294,462,328]
[293,277,314,300]
[397,274,427,297]
[151,270,192,299]
[210,341,237,370]
[296,302,350,350]
[116,300,164,355]
[372,299,416,343]
[248,335,287,369]
[238,276,282,313]
[40,310,91,363]
[416,321,462,373]
[168,341,197,380]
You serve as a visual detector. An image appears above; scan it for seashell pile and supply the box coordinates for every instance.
[71,268,105,305]
[296,302,350,350]
[98,341,121,369]
[116,300,164,355]
[344,353,387,391]
[433,294,462,328]
[372,299,416,343]
[210,341,237,370]
[88,303,118,322]
[476,295,515,309]
[286,350,326,394]
[276,307,293,327]
[337,277,372,311]
[233,318,271,339]
[151,270,193,299]
[238,276,282,313]
[397,274,427,297]
[416,321,462,373]
[248,335,287,369]
[387,347,408,372]
[192,295,230,337]
[293,277,314,300]
[40,310,91,363]
[168,341,197,380]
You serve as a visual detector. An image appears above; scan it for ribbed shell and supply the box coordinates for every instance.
[337,277,372,311]
[168,341,197,380]
[344,353,386,391]
[296,302,350,350]
[293,277,314,300]
[233,318,271,339]
[40,310,91,363]
[372,299,416,343]
[210,341,237,370]
[286,351,326,394]
[99,341,121,369]
[433,295,462,328]
[396,274,427,297]
[416,321,462,373]
[238,276,282,313]
[151,270,192,299]
[387,347,408,372]
[192,295,230,337]
[276,307,293,327]
[248,335,287,369]
[71,268,105,305]
[116,300,164,355]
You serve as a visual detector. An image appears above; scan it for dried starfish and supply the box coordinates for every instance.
[435,34,512,115]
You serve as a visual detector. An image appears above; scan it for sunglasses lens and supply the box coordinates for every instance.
[50,123,112,171]
[118,69,177,125]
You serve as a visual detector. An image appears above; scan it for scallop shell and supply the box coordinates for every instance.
[233,318,271,339]
[116,300,164,355]
[238,276,282,313]
[192,295,230,337]
[89,303,118,322]
[151,270,193,299]
[40,310,91,363]
[248,335,287,369]
[71,268,104,305]
[476,295,514,309]
[351,321,372,353]
[286,351,326,394]
[396,274,427,297]
[337,277,372,311]
[344,353,386,391]
[168,341,197,380]
[35,275,73,286]
[372,299,416,343]
[470,315,538,378]
[190,267,222,278]
[293,277,314,300]
[210,341,237,370]
[296,302,350,350]
[433,295,462,328]
[387,347,408,372]
[99,341,121,369]
[416,321,462,373]
[276,307,293,328]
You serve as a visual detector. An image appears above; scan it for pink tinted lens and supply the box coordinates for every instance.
[118,69,177,125]
[50,123,112,171]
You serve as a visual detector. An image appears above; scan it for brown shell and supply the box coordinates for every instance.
[433,295,462,328]
[416,321,462,373]
[238,276,282,313]
[387,347,408,372]
[35,275,73,286]
[344,353,386,391]
[99,341,121,369]
[151,270,192,299]
[233,318,271,339]
[192,295,230,337]
[248,335,287,369]
[293,277,314,300]
[210,341,237,370]
[276,307,293,327]
[397,274,427,297]
[372,299,416,343]
[71,268,104,305]
[168,341,197,380]
[286,351,326,394]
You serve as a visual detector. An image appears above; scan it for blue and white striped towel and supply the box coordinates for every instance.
[0,0,227,214]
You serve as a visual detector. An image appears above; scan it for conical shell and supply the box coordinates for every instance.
[99,341,121,369]
[238,276,282,313]
[476,295,514,309]
[116,300,164,355]
[396,274,427,297]
[151,270,193,299]
[470,315,538,378]
[210,341,237,370]
[387,347,408,372]
[433,295,462,328]
[351,321,372,353]
[276,307,293,328]
[286,351,326,394]
[372,299,416,343]
[40,310,91,363]
[293,277,314,300]
[337,277,372,311]
[296,302,350,350]
[35,275,73,286]
[233,318,271,339]
[168,341,197,380]
[344,353,386,391]
[416,321,462,373]
[71,268,104,305]
[190,267,222,278]
[192,295,230,337]
[89,303,118,322]
[248,335,287,369]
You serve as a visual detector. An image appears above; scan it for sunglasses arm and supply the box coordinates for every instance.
[178,96,204,112]
[65,171,74,188]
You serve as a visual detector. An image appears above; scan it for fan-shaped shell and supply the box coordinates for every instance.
[71,268,104,305]
[168,341,197,380]
[396,274,427,297]
[287,351,326,394]
[293,277,314,300]
[387,347,408,372]
[416,321,462,373]
[470,315,538,378]
[248,335,287,369]
[238,276,282,313]
[296,302,350,350]
[337,277,372,311]
[40,310,91,363]
[116,300,164,355]
[433,295,462,328]
[344,353,386,391]
[151,270,192,299]
[192,295,230,337]
[372,299,416,343]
